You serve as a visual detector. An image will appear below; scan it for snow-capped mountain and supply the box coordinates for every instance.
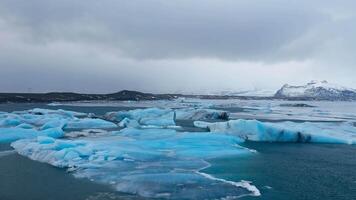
[274,80,356,100]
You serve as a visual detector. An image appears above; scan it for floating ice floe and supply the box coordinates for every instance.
[11,128,260,199]
[194,119,356,144]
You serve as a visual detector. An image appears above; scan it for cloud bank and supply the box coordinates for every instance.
[0,0,355,93]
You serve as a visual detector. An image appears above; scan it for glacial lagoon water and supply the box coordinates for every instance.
[0,99,356,200]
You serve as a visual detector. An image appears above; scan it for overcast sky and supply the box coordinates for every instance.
[0,0,355,94]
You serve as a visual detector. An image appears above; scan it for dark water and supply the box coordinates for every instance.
[206,142,356,200]
[2,143,355,200]
[0,153,114,200]
[0,103,141,116]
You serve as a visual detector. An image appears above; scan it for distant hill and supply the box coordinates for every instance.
[2,82,356,103]
[0,90,178,103]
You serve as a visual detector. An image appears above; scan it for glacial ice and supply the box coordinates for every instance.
[65,129,113,138]
[194,119,356,144]
[105,107,229,128]
[0,127,64,143]
[105,108,176,127]
[64,118,117,130]
[175,108,229,120]
[11,128,259,199]
[0,108,116,131]
[0,108,117,142]
[4,104,356,199]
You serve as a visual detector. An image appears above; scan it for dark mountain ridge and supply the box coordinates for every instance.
[0,90,178,103]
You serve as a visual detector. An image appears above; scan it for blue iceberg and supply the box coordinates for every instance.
[194,119,356,144]
[0,108,117,143]
[0,127,64,143]
[11,128,260,199]
[105,108,176,127]
[105,107,229,128]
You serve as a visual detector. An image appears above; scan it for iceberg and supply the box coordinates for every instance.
[0,110,73,128]
[64,118,117,130]
[105,107,229,128]
[117,118,141,128]
[0,127,64,143]
[105,108,176,127]
[0,109,117,143]
[11,128,259,199]
[0,115,22,127]
[194,119,356,144]
[175,108,229,120]
[0,108,116,130]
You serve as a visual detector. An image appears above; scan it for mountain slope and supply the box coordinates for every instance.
[274,80,356,100]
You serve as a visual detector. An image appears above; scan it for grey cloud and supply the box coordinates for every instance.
[0,0,330,61]
[0,0,355,93]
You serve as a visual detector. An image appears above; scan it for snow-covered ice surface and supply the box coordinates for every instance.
[1,99,356,199]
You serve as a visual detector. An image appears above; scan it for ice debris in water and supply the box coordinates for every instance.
[194,119,356,144]
[11,128,260,199]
